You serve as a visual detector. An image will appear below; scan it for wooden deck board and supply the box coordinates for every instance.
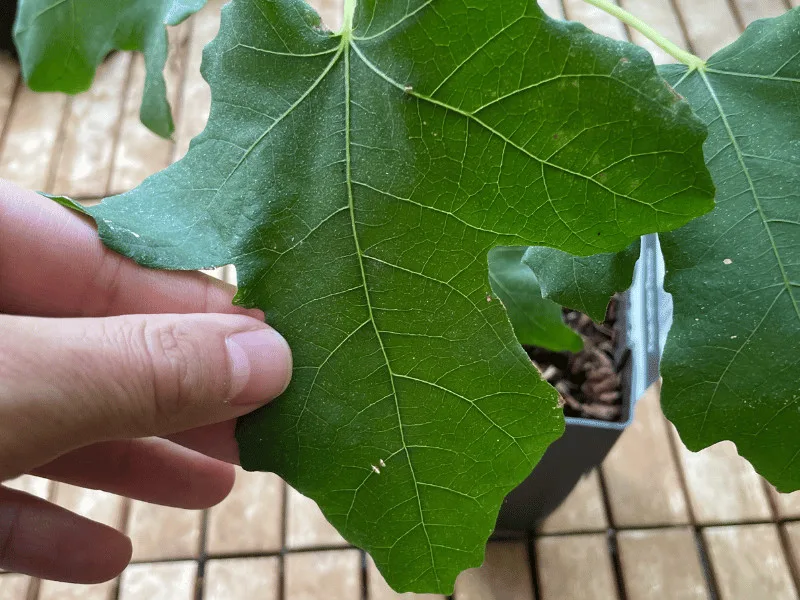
[118,562,197,600]
[602,385,690,527]
[670,0,740,57]
[51,52,131,198]
[51,484,125,530]
[536,534,620,600]
[173,0,224,161]
[730,0,790,23]
[37,579,116,600]
[284,550,361,600]
[3,476,51,500]
[367,556,446,600]
[562,0,628,40]
[0,575,30,600]
[0,88,68,192]
[703,524,799,600]
[285,486,348,550]
[126,501,203,562]
[203,557,280,600]
[206,469,284,555]
[108,22,192,195]
[454,541,535,600]
[618,0,689,64]
[617,528,709,600]
[674,437,772,524]
[538,469,608,534]
[772,487,800,520]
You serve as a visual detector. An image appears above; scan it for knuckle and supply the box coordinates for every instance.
[138,320,202,420]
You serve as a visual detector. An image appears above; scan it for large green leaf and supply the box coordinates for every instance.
[62,0,713,591]
[488,246,583,352]
[14,0,207,138]
[523,240,640,322]
[660,9,800,492]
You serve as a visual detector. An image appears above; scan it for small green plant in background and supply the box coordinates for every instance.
[15,0,799,593]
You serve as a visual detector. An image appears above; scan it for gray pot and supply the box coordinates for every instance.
[1,1,17,56]
[496,234,671,529]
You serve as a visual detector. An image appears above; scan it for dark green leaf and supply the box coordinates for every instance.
[488,246,583,352]
[14,0,207,138]
[659,8,800,492]
[523,240,640,322]
[68,0,713,591]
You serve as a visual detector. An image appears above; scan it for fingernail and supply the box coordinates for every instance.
[226,328,293,405]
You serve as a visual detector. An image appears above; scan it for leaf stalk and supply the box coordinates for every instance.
[342,0,357,37]
[581,0,706,71]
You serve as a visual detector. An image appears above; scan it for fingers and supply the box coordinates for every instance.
[0,486,131,583]
[166,420,240,465]
[33,439,236,509]
[0,313,291,479]
[0,179,262,319]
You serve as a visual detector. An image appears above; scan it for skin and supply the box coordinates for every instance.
[0,180,293,583]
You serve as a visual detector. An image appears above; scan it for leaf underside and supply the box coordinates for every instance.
[659,8,800,492]
[523,240,641,322]
[488,246,584,352]
[69,0,713,592]
[14,0,207,138]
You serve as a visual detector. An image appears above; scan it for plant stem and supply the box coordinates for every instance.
[581,0,706,71]
[341,0,357,36]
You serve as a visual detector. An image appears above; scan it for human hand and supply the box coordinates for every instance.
[0,180,292,583]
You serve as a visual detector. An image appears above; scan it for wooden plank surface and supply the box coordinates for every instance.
[284,550,361,600]
[203,557,279,600]
[206,469,284,555]
[0,56,17,127]
[538,0,566,19]
[617,528,709,600]
[38,579,116,600]
[0,575,29,600]
[562,0,628,40]
[536,534,620,600]
[51,52,131,198]
[729,0,789,24]
[670,0,740,57]
[285,487,348,550]
[704,524,798,600]
[52,483,125,530]
[126,501,203,562]
[172,0,224,161]
[675,438,772,524]
[771,487,800,520]
[538,469,608,534]
[3,476,51,500]
[454,542,535,600]
[308,0,344,31]
[603,385,689,527]
[0,88,68,192]
[108,22,191,195]
[786,523,800,576]
[118,562,197,600]
[618,0,689,64]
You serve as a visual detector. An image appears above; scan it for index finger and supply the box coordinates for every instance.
[0,180,261,319]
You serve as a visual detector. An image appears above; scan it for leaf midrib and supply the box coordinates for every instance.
[342,39,441,589]
[696,69,800,323]
[675,68,800,435]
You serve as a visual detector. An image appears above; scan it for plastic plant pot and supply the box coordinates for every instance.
[496,234,671,530]
[0,1,16,56]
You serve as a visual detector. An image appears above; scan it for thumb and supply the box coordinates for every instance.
[0,313,292,478]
